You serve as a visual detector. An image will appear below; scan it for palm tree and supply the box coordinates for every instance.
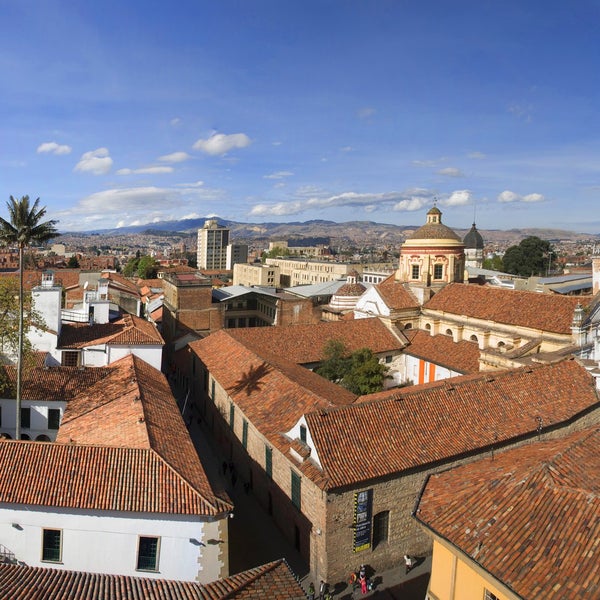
[0,196,59,440]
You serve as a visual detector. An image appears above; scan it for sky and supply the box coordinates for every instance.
[2,1,600,234]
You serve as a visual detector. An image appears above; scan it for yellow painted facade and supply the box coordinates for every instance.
[426,539,518,600]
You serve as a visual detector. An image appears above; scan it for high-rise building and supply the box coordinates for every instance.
[197,219,229,270]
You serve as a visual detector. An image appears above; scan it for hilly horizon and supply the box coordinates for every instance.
[64,217,600,246]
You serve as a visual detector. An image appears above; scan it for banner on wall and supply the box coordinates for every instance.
[353,489,373,552]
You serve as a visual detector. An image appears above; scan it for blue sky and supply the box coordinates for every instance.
[2,1,600,233]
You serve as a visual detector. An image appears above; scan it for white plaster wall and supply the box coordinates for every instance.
[354,288,390,318]
[0,399,66,440]
[106,345,163,370]
[0,505,225,583]
[31,287,62,335]
[27,328,58,355]
[82,345,108,367]
[405,355,459,385]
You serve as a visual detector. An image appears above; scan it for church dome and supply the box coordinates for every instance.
[463,223,484,249]
[404,206,463,246]
[328,271,366,311]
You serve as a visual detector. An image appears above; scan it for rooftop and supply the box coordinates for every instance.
[415,426,600,600]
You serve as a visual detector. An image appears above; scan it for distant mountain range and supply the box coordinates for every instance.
[68,218,599,246]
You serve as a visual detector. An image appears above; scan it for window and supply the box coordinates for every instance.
[385,355,393,364]
[484,591,500,600]
[291,471,301,509]
[411,265,419,279]
[433,264,443,280]
[229,403,235,428]
[48,409,60,430]
[62,351,79,367]
[42,529,62,562]
[265,446,273,479]
[372,511,390,548]
[242,419,248,449]
[137,536,160,571]
[21,408,30,429]
[299,424,307,443]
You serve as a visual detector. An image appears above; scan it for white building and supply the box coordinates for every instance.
[0,354,232,582]
[197,219,230,270]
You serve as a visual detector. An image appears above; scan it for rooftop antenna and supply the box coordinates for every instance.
[473,201,477,225]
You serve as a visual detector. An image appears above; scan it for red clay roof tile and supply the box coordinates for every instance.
[424,283,589,334]
[415,426,600,600]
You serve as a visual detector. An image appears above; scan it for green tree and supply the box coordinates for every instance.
[137,255,159,279]
[482,254,503,271]
[0,196,58,440]
[122,257,139,277]
[502,236,554,277]
[315,339,351,383]
[67,255,80,268]
[341,347,388,395]
[315,340,388,395]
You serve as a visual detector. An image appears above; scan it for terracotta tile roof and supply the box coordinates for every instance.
[375,280,420,310]
[0,439,227,515]
[304,358,599,489]
[228,318,404,365]
[404,329,480,373]
[57,314,164,348]
[102,272,142,296]
[424,283,590,334]
[0,355,231,516]
[54,354,230,515]
[0,364,114,401]
[190,331,355,481]
[0,559,305,599]
[415,426,600,600]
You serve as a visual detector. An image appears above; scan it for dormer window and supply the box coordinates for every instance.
[299,424,307,443]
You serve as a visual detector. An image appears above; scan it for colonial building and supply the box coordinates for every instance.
[0,354,232,582]
[415,425,600,600]
[463,222,484,270]
[188,321,600,585]
[396,205,465,304]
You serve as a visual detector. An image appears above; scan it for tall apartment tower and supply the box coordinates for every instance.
[197,219,230,270]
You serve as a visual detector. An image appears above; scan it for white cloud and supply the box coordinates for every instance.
[498,190,544,203]
[438,167,464,177]
[37,141,72,155]
[116,166,174,175]
[74,148,113,175]
[263,171,294,180]
[175,180,204,188]
[508,103,533,122]
[341,146,353,152]
[250,188,437,217]
[357,107,376,119]
[443,190,472,206]
[158,151,190,163]
[523,193,544,202]
[467,151,486,159]
[393,198,430,212]
[170,118,182,127]
[193,132,252,155]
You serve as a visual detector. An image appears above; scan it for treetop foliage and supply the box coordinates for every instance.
[502,236,555,277]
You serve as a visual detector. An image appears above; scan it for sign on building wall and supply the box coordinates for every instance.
[353,489,373,552]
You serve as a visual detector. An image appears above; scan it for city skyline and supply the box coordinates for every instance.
[2,1,600,233]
